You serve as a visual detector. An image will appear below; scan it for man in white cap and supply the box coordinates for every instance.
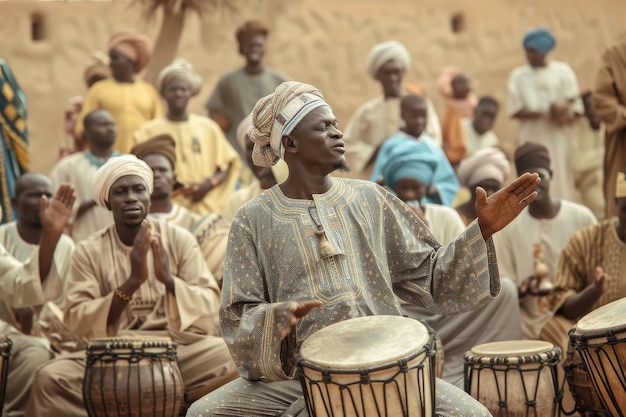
[186,81,541,416]
[134,59,241,216]
[342,40,442,179]
[27,155,237,416]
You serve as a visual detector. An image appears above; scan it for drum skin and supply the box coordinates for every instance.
[83,338,184,417]
[297,315,436,417]
[572,298,626,417]
[464,340,561,417]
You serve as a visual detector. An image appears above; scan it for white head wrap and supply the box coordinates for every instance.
[366,41,411,79]
[457,148,511,188]
[157,59,203,97]
[92,155,154,207]
[248,81,330,167]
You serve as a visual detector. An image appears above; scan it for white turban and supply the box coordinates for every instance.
[248,81,330,167]
[457,148,511,188]
[366,41,411,79]
[92,155,154,207]
[157,59,203,97]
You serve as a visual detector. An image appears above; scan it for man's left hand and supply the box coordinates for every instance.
[476,172,540,240]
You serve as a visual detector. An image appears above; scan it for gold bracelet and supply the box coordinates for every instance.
[114,288,132,302]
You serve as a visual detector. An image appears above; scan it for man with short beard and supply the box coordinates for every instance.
[187,81,541,417]
[27,155,237,416]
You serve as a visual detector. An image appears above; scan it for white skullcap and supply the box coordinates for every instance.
[366,41,411,79]
[248,81,330,167]
[157,59,203,97]
[92,155,154,207]
[457,148,511,188]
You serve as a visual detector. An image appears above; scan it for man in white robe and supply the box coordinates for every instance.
[49,109,119,241]
[343,41,442,179]
[507,28,583,201]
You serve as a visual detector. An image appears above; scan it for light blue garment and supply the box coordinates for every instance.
[370,131,460,206]
[522,28,556,54]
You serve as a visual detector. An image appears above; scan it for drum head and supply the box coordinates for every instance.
[299,315,429,369]
[575,297,626,336]
[470,340,553,357]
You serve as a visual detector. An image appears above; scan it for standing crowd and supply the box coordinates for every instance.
[0,18,624,417]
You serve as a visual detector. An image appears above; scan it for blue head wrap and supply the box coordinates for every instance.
[380,139,438,191]
[523,28,556,54]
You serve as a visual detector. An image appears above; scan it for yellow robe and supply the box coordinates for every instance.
[75,78,162,154]
[134,115,242,215]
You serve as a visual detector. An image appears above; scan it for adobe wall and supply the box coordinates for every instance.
[0,0,624,173]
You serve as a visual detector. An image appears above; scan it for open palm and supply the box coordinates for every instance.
[40,183,76,233]
[476,172,540,240]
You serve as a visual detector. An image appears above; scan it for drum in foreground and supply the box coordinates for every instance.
[83,337,184,417]
[297,315,436,417]
[0,337,12,417]
[564,337,611,417]
[463,340,561,417]
[571,297,626,417]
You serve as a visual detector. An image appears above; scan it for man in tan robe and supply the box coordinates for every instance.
[27,155,237,416]
[592,37,626,218]
[0,183,75,417]
[131,135,229,285]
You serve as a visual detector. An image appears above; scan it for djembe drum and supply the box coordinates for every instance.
[571,297,626,417]
[297,315,436,417]
[0,337,12,417]
[563,339,611,417]
[83,337,184,417]
[463,340,561,417]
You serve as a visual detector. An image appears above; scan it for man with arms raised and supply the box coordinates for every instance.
[187,81,540,416]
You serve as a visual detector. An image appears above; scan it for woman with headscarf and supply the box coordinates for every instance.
[374,138,522,389]
[507,27,583,201]
[134,59,241,216]
[75,31,162,154]
[456,147,511,226]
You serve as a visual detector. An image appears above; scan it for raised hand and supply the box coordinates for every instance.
[276,299,323,338]
[40,183,76,233]
[476,172,540,240]
[129,220,152,286]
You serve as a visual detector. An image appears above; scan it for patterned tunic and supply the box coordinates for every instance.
[548,219,626,316]
[220,177,500,382]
